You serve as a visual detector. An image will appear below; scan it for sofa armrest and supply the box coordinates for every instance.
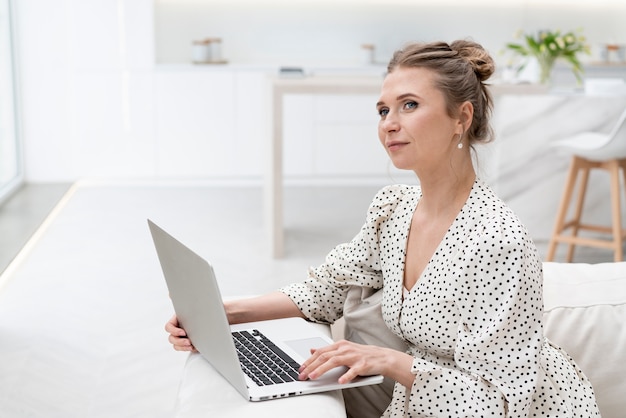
[542,261,626,418]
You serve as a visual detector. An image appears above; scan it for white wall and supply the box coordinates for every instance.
[154,0,626,66]
[15,0,156,182]
[14,0,626,183]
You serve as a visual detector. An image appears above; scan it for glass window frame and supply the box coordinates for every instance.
[0,0,23,205]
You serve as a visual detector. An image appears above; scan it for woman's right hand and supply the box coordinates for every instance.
[165,314,197,352]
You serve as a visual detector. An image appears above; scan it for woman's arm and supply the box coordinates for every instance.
[165,291,305,351]
[224,291,306,324]
[166,186,400,352]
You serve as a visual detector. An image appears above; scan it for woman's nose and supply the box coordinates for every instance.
[381,112,399,132]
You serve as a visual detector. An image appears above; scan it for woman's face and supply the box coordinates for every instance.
[376,66,462,173]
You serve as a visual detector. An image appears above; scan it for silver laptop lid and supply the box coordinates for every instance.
[148,219,249,399]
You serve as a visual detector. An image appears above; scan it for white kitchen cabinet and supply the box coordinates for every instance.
[282,92,396,179]
[283,94,316,177]
[155,69,236,177]
[70,70,157,179]
[233,71,271,177]
[311,94,386,177]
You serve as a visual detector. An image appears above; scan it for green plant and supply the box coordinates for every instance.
[506,29,591,84]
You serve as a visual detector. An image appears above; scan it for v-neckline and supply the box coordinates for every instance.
[400,181,477,295]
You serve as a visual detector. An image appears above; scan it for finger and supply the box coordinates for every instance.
[173,341,196,352]
[169,334,193,349]
[171,326,188,337]
[174,344,196,352]
[165,317,187,337]
[166,327,187,338]
[299,348,317,371]
[164,315,177,331]
[307,357,342,380]
[337,366,361,384]
[300,349,344,381]
[298,345,330,373]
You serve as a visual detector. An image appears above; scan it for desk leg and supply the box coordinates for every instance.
[266,87,284,258]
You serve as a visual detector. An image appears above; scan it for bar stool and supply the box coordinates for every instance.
[546,107,626,262]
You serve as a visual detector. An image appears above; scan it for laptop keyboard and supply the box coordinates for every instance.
[232,329,301,386]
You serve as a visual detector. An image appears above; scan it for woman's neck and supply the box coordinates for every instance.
[416,166,476,215]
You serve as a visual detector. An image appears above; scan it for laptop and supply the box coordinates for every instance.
[147,220,383,401]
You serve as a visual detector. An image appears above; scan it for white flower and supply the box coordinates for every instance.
[555,37,565,49]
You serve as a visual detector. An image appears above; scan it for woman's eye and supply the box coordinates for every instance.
[378,107,389,117]
[403,101,418,110]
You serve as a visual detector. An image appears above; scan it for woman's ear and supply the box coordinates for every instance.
[458,101,474,133]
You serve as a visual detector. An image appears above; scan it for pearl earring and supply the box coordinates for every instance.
[457,133,463,149]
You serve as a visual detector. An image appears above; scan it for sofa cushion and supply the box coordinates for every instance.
[542,261,626,418]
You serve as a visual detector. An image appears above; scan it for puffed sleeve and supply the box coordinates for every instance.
[280,185,407,324]
[386,212,543,417]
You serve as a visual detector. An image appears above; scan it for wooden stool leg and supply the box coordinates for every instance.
[609,160,623,261]
[621,159,626,259]
[547,156,580,261]
[566,163,590,262]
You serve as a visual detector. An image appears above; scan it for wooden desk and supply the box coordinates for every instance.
[267,75,383,258]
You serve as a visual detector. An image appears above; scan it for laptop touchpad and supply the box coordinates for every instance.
[285,337,329,360]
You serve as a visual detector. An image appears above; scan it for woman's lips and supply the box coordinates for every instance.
[386,141,408,151]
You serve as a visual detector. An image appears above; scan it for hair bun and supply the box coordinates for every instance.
[451,40,495,82]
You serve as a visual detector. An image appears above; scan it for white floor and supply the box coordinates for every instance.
[0,181,614,417]
[0,181,384,417]
[0,183,71,274]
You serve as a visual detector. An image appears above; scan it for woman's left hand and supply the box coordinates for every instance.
[298,340,414,386]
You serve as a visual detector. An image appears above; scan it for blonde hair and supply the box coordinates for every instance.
[387,40,495,145]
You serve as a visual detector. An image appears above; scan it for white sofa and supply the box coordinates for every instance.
[542,262,626,418]
[175,262,626,417]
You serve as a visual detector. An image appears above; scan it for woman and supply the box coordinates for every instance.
[167,40,599,417]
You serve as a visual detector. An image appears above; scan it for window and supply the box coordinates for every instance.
[0,0,22,204]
